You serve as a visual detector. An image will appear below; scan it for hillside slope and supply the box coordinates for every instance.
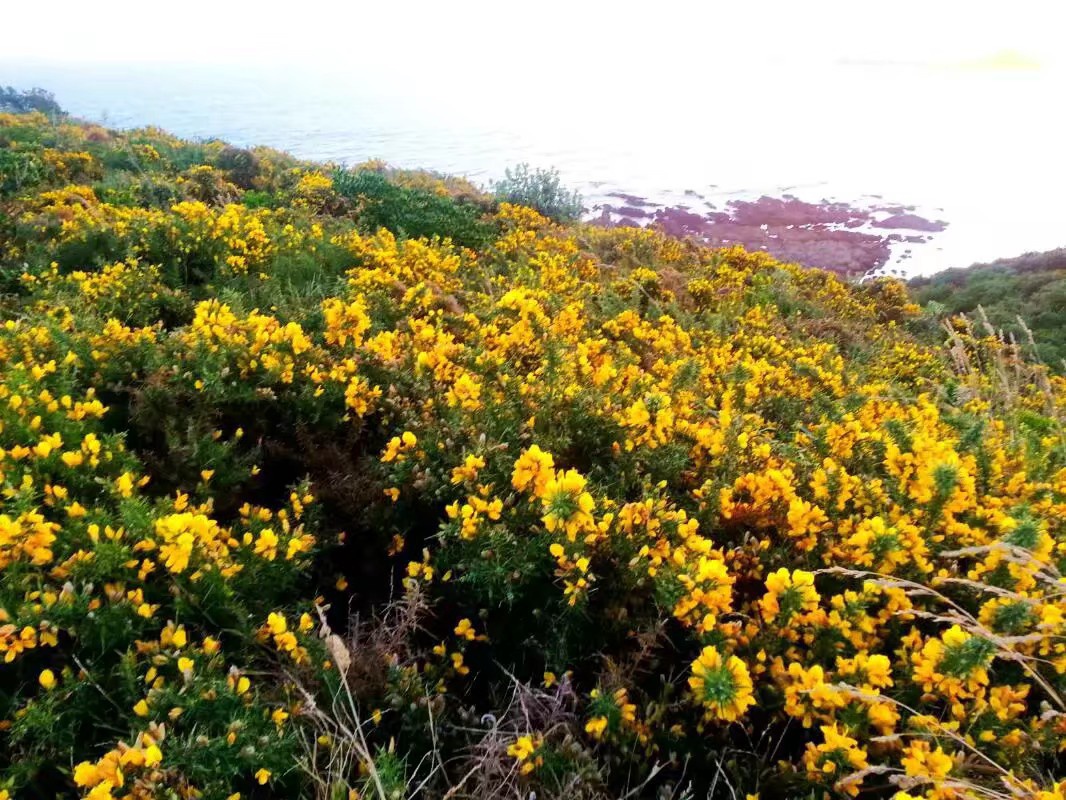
[911,248,1066,368]
[1,110,1065,800]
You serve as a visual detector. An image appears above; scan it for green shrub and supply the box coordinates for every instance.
[911,259,1066,368]
[0,148,44,197]
[333,169,493,248]
[493,163,584,222]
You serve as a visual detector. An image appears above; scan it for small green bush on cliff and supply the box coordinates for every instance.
[493,163,584,222]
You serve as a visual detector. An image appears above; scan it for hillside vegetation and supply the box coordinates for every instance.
[911,249,1066,369]
[1,109,1066,800]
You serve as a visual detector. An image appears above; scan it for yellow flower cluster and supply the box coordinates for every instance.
[359,213,1066,796]
[72,731,164,800]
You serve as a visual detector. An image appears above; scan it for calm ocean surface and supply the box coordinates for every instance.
[3,60,1064,275]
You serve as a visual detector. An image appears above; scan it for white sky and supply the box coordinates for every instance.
[5,0,1064,77]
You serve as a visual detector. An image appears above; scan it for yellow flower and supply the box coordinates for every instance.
[508,735,536,760]
[143,744,163,767]
[911,625,994,716]
[901,740,955,781]
[512,445,555,497]
[38,668,56,690]
[446,372,482,411]
[115,472,135,498]
[780,662,845,727]
[759,568,819,622]
[507,734,544,774]
[255,768,271,785]
[585,715,608,738]
[451,454,486,485]
[171,626,188,648]
[454,618,476,640]
[688,646,755,722]
[989,684,1029,721]
[85,781,116,800]
[450,652,470,676]
[541,469,595,540]
[73,761,101,787]
[381,431,417,463]
[804,724,868,796]
[835,652,893,690]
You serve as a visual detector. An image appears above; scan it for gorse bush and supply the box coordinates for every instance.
[493,163,584,222]
[214,146,260,190]
[1,108,1065,800]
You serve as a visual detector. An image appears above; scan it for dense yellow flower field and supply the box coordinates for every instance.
[1,109,1064,800]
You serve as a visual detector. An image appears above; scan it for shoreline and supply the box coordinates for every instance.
[587,190,948,279]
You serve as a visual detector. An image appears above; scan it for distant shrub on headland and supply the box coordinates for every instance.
[493,162,584,222]
[0,86,64,116]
